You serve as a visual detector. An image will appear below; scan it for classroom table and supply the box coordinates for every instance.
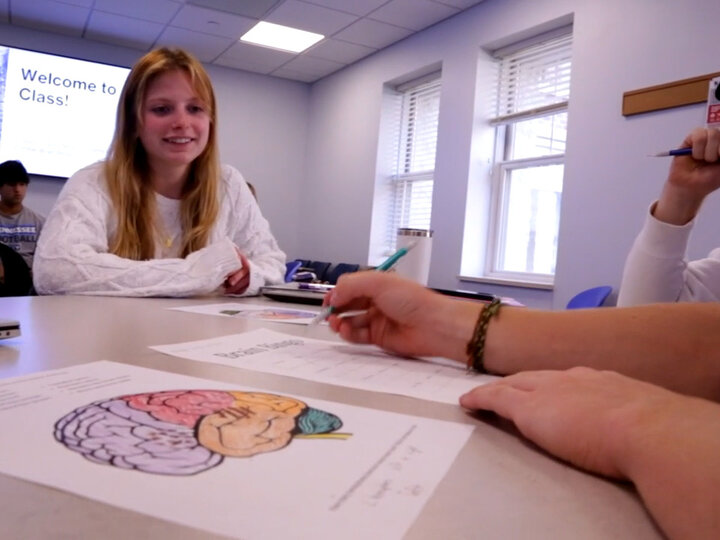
[0,295,662,539]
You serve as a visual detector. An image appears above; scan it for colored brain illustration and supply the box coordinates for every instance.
[55,390,345,476]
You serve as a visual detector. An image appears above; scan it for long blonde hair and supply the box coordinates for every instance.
[105,47,220,260]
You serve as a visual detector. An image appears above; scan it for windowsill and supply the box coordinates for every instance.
[459,275,554,291]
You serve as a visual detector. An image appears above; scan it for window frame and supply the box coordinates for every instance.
[483,29,572,286]
[486,151,565,285]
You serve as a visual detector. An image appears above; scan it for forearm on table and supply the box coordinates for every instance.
[483,303,720,399]
[246,254,286,290]
[418,296,484,362]
[36,238,239,296]
[617,396,720,539]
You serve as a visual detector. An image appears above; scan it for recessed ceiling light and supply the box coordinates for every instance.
[240,21,324,53]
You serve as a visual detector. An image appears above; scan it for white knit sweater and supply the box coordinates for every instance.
[33,162,286,297]
[617,204,720,306]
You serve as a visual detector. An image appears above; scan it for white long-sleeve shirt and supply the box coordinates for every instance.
[617,204,720,306]
[33,162,286,297]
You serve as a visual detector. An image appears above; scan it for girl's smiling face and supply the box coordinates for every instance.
[138,69,210,175]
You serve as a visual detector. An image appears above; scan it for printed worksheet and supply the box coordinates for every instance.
[0,361,473,539]
[169,302,318,325]
[151,328,498,404]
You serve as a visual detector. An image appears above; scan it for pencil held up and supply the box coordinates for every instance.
[649,147,693,157]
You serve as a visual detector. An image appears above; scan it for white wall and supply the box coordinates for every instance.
[0,22,310,258]
[554,0,720,310]
[302,0,720,309]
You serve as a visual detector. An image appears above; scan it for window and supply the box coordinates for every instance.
[487,30,572,284]
[386,75,441,251]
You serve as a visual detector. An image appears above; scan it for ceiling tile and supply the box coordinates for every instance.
[170,4,255,39]
[370,0,458,31]
[54,0,95,7]
[333,18,412,49]
[432,0,484,8]
[280,54,344,77]
[155,26,235,62]
[305,38,376,64]
[93,0,180,24]
[4,0,481,83]
[297,0,388,17]
[186,0,281,19]
[10,0,88,37]
[86,11,163,51]
[213,41,293,73]
[270,66,320,83]
[265,0,358,36]
[213,56,271,75]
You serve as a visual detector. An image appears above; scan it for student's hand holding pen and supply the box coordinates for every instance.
[324,271,483,363]
[655,126,720,225]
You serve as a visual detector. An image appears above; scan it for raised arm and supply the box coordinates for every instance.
[655,127,720,225]
[618,127,720,305]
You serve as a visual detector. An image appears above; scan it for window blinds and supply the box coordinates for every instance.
[492,33,572,125]
[388,77,441,248]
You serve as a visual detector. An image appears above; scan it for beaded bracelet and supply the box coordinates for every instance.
[466,297,502,373]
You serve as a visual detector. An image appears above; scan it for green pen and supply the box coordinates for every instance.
[309,241,418,325]
[375,241,417,271]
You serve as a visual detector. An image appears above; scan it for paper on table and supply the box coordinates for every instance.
[169,302,319,325]
[151,328,498,404]
[0,361,473,540]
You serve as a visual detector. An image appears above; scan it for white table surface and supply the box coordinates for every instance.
[0,294,662,539]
